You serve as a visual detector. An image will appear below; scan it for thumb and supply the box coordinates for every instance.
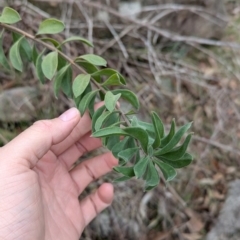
[0,108,80,168]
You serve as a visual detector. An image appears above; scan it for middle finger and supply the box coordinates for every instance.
[51,102,103,156]
[58,132,102,170]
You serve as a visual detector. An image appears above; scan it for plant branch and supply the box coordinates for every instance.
[0,22,131,125]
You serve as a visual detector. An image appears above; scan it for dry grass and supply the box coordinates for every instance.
[1,1,240,239]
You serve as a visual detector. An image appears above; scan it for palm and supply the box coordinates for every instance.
[34,153,83,240]
[0,108,117,240]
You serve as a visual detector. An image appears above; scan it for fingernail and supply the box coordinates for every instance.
[59,108,79,121]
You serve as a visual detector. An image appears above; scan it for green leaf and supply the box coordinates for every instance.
[134,149,141,164]
[74,81,92,107]
[60,36,94,47]
[131,117,155,134]
[104,91,121,112]
[114,137,139,164]
[131,117,154,132]
[32,45,39,66]
[131,117,155,144]
[147,145,153,156]
[124,127,149,153]
[41,51,58,80]
[78,90,99,116]
[95,111,118,131]
[106,135,120,151]
[77,84,93,115]
[36,49,46,84]
[41,37,60,47]
[109,121,125,127]
[99,91,105,101]
[95,111,110,131]
[37,18,65,35]
[12,33,32,61]
[159,153,193,169]
[72,74,91,98]
[161,119,176,147]
[76,54,107,67]
[145,161,160,189]
[118,147,139,163]
[156,134,193,160]
[92,68,126,85]
[88,95,96,117]
[145,185,158,191]
[111,137,131,158]
[126,110,137,115]
[61,67,73,98]
[76,60,100,82]
[114,166,135,177]
[101,73,123,87]
[76,60,97,72]
[101,137,107,147]
[113,176,132,183]
[0,7,21,24]
[0,31,10,70]
[57,55,67,71]
[155,122,192,155]
[134,157,149,178]
[103,110,119,128]
[107,133,135,152]
[151,112,164,149]
[125,136,136,149]
[92,105,106,132]
[112,89,139,110]
[92,126,127,138]
[54,64,70,98]
[154,160,177,181]
[103,118,124,148]
[9,37,23,71]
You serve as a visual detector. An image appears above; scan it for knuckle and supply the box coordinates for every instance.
[33,120,52,132]
[83,163,96,180]
[89,195,99,215]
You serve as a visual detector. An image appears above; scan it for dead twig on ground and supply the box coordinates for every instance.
[193,136,240,156]
[82,1,240,49]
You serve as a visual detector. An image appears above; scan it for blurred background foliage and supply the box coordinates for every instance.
[1,0,240,239]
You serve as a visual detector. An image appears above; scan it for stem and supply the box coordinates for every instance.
[0,23,131,125]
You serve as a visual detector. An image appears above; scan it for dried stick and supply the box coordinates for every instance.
[82,1,240,49]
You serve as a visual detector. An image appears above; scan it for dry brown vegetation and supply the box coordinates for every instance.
[1,0,240,239]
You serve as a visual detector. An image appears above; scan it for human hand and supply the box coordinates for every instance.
[0,106,118,240]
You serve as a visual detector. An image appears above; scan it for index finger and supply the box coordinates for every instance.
[0,108,80,168]
[51,102,104,156]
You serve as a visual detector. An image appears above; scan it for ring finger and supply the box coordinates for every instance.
[70,152,118,195]
[58,132,102,170]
